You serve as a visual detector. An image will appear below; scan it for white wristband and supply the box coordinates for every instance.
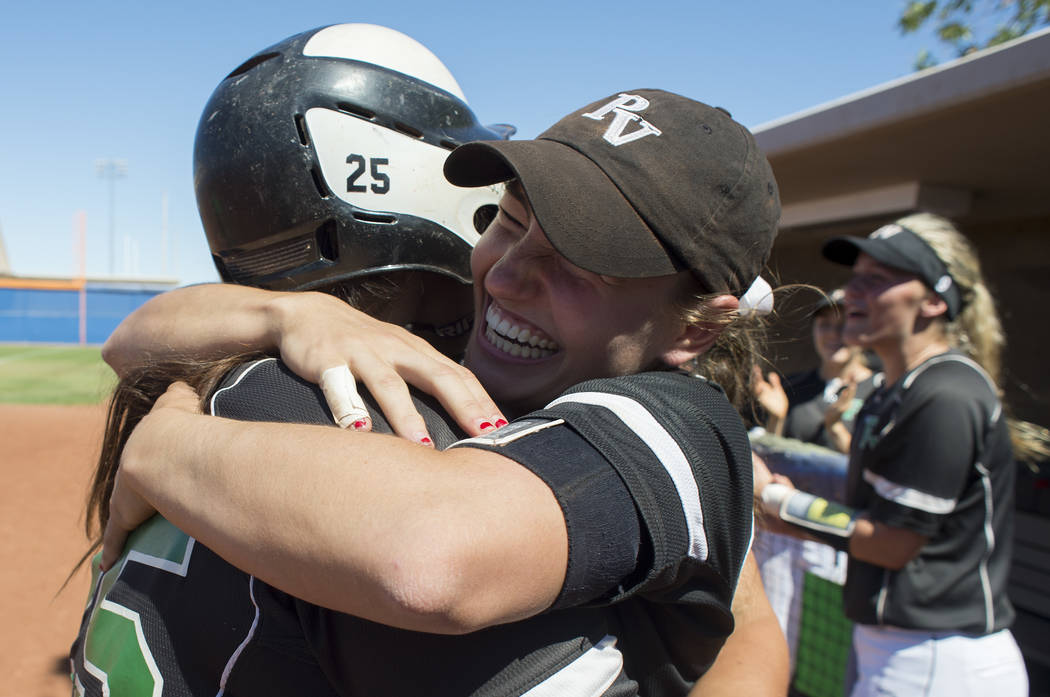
[761,482,793,515]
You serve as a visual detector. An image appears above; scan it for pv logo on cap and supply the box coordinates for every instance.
[582,93,663,146]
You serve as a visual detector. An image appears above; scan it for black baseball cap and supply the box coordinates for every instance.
[443,89,780,294]
[822,223,962,319]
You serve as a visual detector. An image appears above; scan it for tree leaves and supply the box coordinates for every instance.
[898,0,1050,70]
[899,0,937,32]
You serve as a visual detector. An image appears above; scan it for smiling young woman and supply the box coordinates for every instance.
[463,181,726,416]
[756,212,1032,696]
[94,88,788,696]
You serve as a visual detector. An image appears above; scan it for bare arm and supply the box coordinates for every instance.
[690,552,789,696]
[848,517,926,570]
[102,283,284,377]
[103,283,502,438]
[754,458,927,571]
[103,382,566,634]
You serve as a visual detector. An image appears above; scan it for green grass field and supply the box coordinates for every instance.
[0,345,116,405]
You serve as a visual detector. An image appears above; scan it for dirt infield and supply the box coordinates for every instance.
[1,402,108,697]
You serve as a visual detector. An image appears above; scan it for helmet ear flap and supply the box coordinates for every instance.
[195,23,513,292]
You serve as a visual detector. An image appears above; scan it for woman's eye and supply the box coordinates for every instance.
[496,207,527,232]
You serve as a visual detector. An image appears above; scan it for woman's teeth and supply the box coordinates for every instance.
[485,305,559,359]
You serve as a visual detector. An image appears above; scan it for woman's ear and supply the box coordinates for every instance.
[919,291,949,319]
[661,294,739,368]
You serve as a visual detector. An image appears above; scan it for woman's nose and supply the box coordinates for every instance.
[485,242,541,300]
[844,275,864,301]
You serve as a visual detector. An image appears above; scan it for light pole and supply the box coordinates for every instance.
[95,158,127,276]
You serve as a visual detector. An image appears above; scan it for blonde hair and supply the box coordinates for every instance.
[899,213,1003,383]
[899,212,1049,464]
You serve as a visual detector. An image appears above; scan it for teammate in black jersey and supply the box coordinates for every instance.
[81,32,788,696]
[756,212,1028,696]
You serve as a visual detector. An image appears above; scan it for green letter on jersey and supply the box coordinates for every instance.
[84,600,162,697]
[80,516,190,697]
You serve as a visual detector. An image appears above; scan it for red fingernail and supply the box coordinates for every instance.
[353,420,367,430]
[420,437,433,445]
[494,418,508,428]
[479,421,494,430]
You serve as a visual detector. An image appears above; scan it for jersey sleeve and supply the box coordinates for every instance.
[862,361,996,536]
[450,372,754,613]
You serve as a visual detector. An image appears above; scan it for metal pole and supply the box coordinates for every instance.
[75,211,87,345]
[161,191,169,277]
[95,159,127,276]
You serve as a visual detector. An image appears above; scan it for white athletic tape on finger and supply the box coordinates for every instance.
[320,365,369,428]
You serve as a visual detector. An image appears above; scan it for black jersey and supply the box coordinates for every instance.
[843,351,1016,634]
[71,359,753,696]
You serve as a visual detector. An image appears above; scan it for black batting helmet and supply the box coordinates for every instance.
[195,23,512,291]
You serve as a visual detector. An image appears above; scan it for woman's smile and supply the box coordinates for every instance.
[481,301,559,360]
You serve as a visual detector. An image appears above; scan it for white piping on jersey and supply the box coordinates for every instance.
[862,469,957,514]
[874,465,998,631]
[741,514,755,582]
[546,391,708,562]
[77,574,107,697]
[209,357,278,416]
[520,635,624,697]
[215,575,262,697]
[207,363,270,695]
[873,352,1003,628]
[876,568,890,625]
[122,537,196,578]
[878,354,1001,442]
[976,462,997,633]
[901,353,1002,424]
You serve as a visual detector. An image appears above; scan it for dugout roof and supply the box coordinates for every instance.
[753,26,1050,235]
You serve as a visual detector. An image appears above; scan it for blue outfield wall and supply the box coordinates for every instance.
[0,282,173,344]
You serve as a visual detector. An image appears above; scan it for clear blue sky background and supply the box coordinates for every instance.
[0,0,946,286]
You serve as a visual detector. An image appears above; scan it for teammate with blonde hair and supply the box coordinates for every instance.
[757,212,1029,696]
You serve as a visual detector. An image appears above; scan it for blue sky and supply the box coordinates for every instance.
[0,1,943,286]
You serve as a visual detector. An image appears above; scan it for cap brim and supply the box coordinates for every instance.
[822,235,919,274]
[821,237,862,266]
[445,140,680,277]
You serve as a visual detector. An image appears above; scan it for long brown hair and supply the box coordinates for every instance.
[72,352,268,576]
[72,274,424,577]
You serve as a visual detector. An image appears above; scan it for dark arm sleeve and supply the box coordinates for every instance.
[452,416,643,608]
[450,372,754,612]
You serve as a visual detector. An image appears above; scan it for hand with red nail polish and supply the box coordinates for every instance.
[100,283,506,440]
